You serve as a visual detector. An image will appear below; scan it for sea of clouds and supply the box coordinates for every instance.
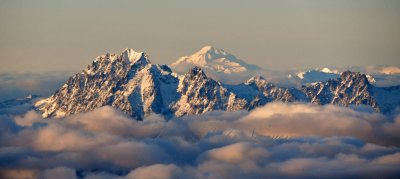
[1,66,400,178]
[1,102,400,179]
[0,72,71,101]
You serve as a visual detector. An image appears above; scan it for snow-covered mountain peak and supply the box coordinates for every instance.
[93,48,149,66]
[246,75,266,84]
[340,71,370,85]
[181,66,209,83]
[366,75,376,83]
[188,66,206,76]
[171,46,262,75]
[122,48,149,64]
[196,45,232,61]
[36,48,177,119]
[198,45,215,54]
[85,49,151,76]
[174,45,234,67]
[170,46,264,84]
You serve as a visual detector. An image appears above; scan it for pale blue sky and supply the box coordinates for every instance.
[0,0,399,72]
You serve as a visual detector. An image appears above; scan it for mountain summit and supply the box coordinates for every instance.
[35,48,400,119]
[36,49,179,119]
[171,46,263,84]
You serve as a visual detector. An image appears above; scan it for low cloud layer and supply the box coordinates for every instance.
[1,103,400,178]
[0,72,71,100]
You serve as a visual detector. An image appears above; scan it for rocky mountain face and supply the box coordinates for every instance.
[36,49,180,119]
[302,71,379,110]
[291,67,377,85]
[172,66,232,116]
[226,76,307,110]
[35,49,400,119]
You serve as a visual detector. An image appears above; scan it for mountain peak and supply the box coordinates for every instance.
[171,46,262,77]
[199,45,215,53]
[188,66,207,78]
[122,48,149,64]
[247,75,266,83]
[195,45,228,58]
[340,71,369,84]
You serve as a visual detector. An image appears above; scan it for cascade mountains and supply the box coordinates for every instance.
[35,48,400,119]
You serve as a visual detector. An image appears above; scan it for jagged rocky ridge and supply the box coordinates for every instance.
[35,49,400,119]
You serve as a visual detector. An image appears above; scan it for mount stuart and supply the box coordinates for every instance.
[35,47,400,120]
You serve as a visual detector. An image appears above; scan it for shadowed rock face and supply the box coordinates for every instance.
[302,71,378,111]
[35,49,179,120]
[35,49,399,120]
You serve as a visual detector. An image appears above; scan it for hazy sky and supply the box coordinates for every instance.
[1,0,399,73]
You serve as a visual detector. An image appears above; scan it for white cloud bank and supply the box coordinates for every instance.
[1,103,400,178]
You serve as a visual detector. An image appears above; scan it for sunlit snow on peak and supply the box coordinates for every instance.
[170,46,264,84]
[122,48,147,63]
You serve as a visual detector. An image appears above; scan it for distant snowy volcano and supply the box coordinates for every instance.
[171,46,264,84]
